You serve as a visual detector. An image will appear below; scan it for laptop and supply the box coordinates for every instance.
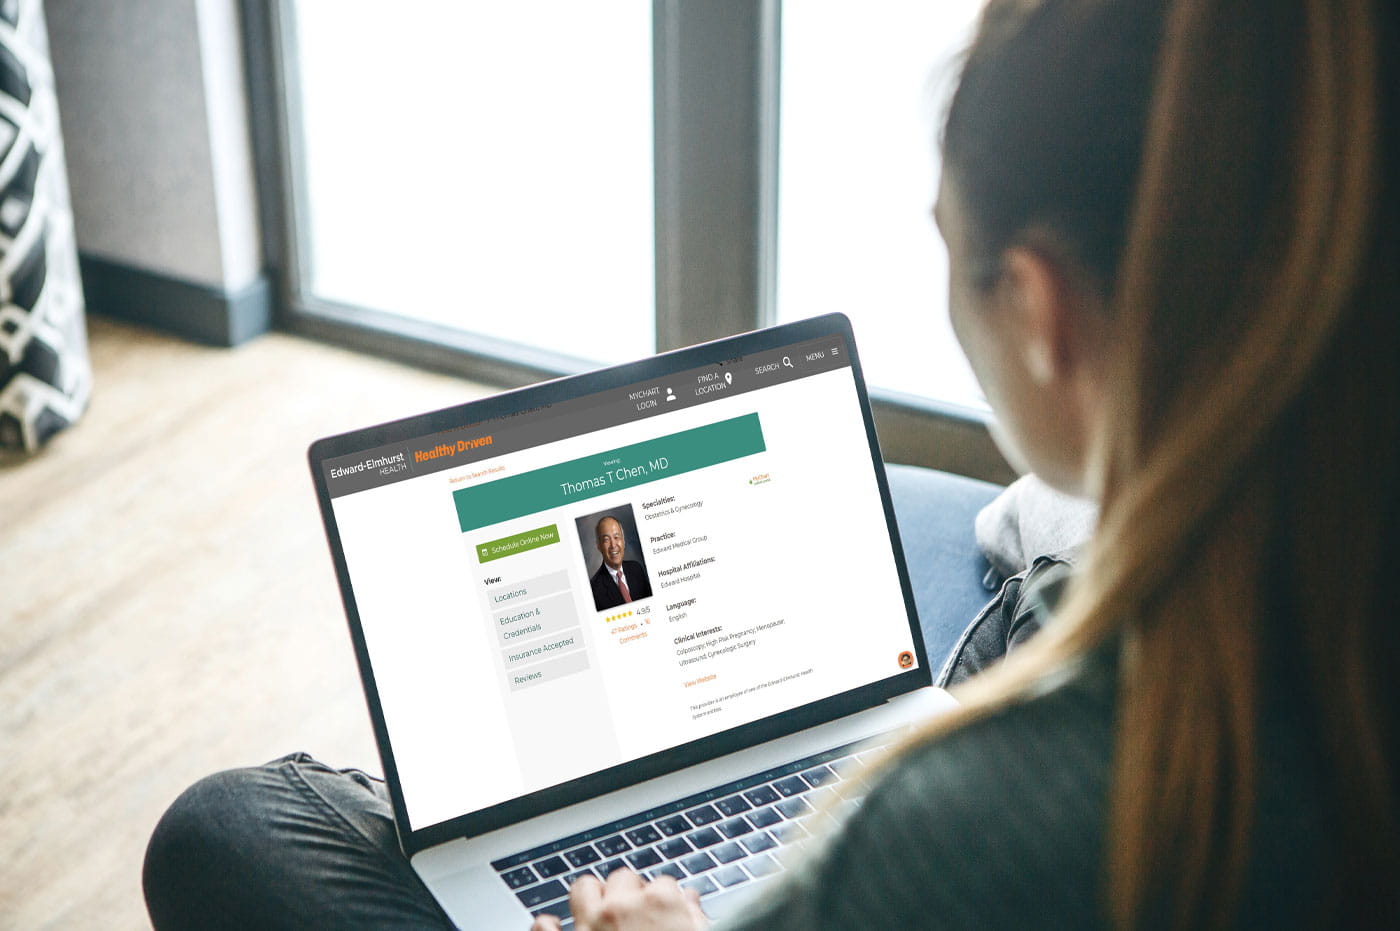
[308,313,956,928]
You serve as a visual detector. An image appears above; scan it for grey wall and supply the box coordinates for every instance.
[45,0,261,293]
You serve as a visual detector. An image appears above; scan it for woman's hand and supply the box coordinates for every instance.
[530,869,709,931]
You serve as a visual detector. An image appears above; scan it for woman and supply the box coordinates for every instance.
[537,0,1399,926]
[146,0,1398,926]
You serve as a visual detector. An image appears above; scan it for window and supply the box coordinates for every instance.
[252,1,1005,475]
[776,0,984,409]
[285,2,654,366]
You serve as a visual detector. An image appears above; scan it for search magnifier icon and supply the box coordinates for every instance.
[782,356,793,368]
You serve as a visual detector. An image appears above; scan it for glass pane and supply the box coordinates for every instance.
[777,1,986,409]
[290,1,654,364]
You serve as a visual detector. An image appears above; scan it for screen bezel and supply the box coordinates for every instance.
[307,313,931,857]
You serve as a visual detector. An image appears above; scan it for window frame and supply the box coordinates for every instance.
[239,0,1012,483]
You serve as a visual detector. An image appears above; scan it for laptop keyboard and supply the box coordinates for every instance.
[492,738,893,927]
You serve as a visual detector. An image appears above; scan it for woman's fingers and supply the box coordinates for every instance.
[569,872,609,921]
[682,885,706,920]
[605,868,647,892]
[565,868,708,930]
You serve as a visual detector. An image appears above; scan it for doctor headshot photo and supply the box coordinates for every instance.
[577,505,653,612]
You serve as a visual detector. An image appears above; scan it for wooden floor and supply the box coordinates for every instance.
[1,316,488,928]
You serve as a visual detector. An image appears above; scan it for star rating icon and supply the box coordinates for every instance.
[604,609,634,623]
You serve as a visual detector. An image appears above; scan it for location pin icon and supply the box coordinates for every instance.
[724,372,733,385]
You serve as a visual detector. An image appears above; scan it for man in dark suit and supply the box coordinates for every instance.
[589,515,652,611]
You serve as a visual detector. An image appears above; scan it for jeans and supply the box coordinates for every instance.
[143,466,1002,928]
[143,752,452,928]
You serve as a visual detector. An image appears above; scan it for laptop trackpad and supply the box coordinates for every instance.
[703,881,771,922]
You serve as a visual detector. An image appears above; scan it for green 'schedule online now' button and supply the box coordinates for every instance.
[476,524,562,563]
[454,413,766,533]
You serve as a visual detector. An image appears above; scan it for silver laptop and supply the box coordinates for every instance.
[308,314,954,928]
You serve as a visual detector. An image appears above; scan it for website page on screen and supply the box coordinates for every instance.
[323,336,919,830]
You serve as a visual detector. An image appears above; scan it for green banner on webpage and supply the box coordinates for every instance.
[453,413,766,532]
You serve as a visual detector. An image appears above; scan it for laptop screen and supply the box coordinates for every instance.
[312,317,926,843]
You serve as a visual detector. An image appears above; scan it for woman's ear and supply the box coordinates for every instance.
[999,245,1084,386]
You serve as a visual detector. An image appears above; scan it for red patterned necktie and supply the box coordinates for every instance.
[617,570,632,603]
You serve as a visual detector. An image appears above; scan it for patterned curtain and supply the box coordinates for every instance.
[0,0,89,454]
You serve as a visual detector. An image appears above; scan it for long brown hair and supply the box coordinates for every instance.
[910,0,1400,925]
